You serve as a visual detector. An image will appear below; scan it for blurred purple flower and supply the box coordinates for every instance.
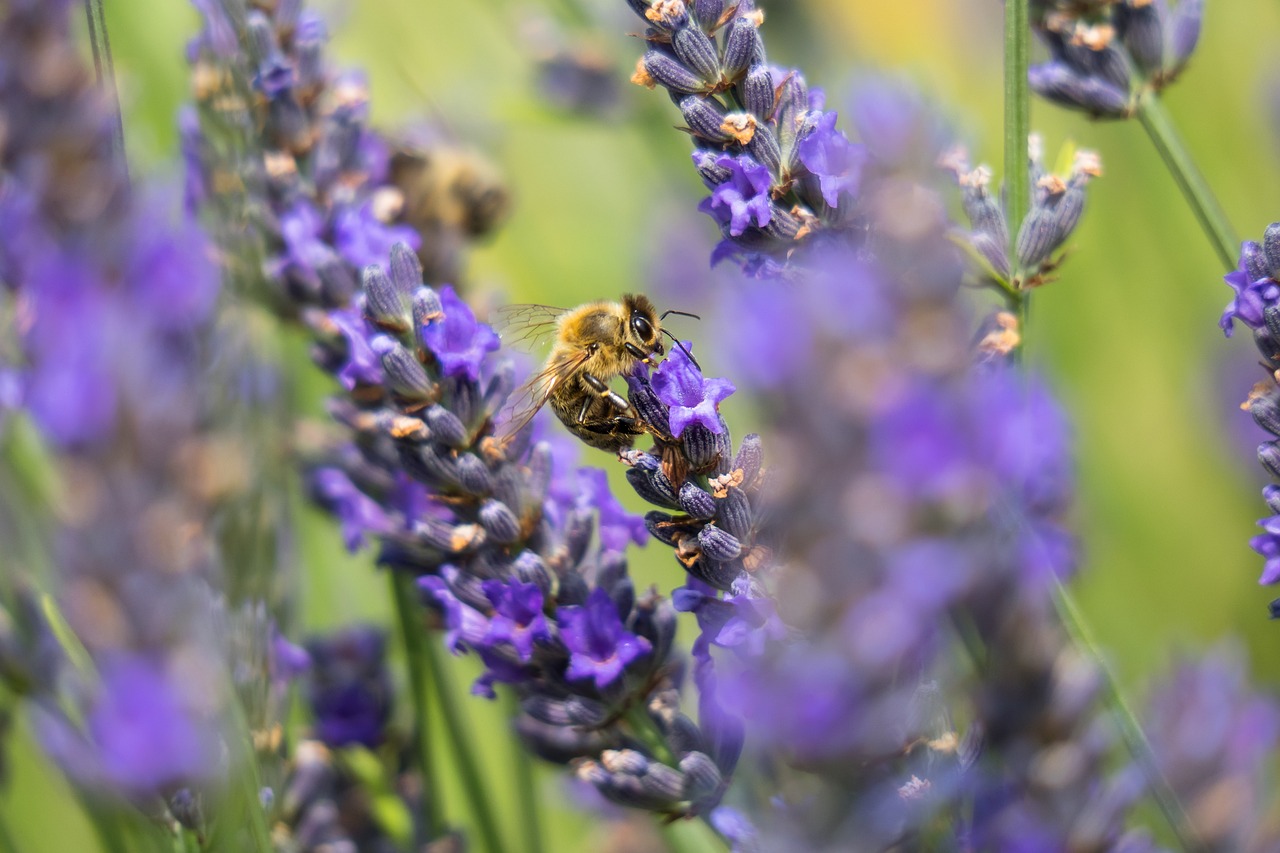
[333,201,421,271]
[305,627,393,749]
[310,467,393,551]
[559,588,651,690]
[798,111,867,207]
[421,285,499,382]
[576,468,647,552]
[650,342,735,437]
[1220,264,1279,337]
[329,306,384,390]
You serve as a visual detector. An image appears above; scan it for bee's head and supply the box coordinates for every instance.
[622,294,662,353]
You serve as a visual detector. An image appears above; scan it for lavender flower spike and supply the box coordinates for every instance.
[650,342,735,437]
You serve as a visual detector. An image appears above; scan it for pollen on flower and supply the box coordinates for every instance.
[1073,23,1116,51]
[979,312,1021,358]
[450,523,484,551]
[710,468,745,498]
[630,57,656,89]
[370,187,405,222]
[390,416,428,439]
[898,776,931,801]
[1242,379,1276,412]
[645,0,686,24]
[1036,174,1068,195]
[1074,150,1103,179]
[720,113,758,145]
[744,9,765,27]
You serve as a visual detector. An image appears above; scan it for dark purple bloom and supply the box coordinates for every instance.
[306,627,393,749]
[1220,264,1279,337]
[651,342,735,437]
[421,285,499,382]
[310,467,392,551]
[797,111,866,207]
[576,468,647,552]
[333,201,421,271]
[698,154,773,237]
[40,655,217,797]
[558,588,651,690]
[482,580,551,662]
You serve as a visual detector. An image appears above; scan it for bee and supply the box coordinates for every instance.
[495,295,698,453]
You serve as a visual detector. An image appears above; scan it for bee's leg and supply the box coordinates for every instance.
[580,373,631,415]
[578,416,643,436]
[623,342,653,362]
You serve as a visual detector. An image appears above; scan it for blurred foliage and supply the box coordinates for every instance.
[6,0,1280,850]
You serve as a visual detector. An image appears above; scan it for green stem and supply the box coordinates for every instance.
[1135,92,1238,270]
[388,571,445,841]
[1004,0,1030,263]
[421,638,509,853]
[0,809,17,853]
[503,692,545,853]
[1052,580,1204,852]
[623,703,678,768]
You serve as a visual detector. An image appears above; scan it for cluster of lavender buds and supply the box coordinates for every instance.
[1216,223,1280,607]
[303,242,739,826]
[0,1,311,842]
[1029,0,1204,117]
[624,0,866,271]
[186,0,509,312]
[943,138,1101,290]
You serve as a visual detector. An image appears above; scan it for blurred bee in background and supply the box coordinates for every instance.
[496,295,698,453]
[388,138,510,285]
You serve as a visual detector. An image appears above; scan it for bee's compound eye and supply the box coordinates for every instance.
[631,314,654,342]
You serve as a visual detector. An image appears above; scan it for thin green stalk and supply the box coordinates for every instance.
[0,809,16,853]
[1135,92,1238,270]
[421,638,509,853]
[388,571,445,840]
[502,692,545,853]
[1004,0,1030,263]
[1053,580,1204,852]
[81,0,128,181]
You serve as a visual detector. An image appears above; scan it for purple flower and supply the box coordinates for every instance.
[419,572,490,653]
[575,468,647,553]
[333,201,421,271]
[305,627,393,749]
[558,588,651,690]
[329,306,384,390]
[1251,516,1280,585]
[713,279,813,390]
[1220,264,1279,337]
[797,111,867,207]
[310,467,392,551]
[651,342,735,437]
[40,655,217,797]
[421,285,499,382]
[280,202,336,279]
[698,154,773,237]
[482,580,551,662]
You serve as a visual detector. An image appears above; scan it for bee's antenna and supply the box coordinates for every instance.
[660,309,701,321]
[661,329,701,371]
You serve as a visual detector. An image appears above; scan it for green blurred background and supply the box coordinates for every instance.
[6,1,1280,850]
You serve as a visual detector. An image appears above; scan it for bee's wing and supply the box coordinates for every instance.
[491,303,567,355]
[496,348,589,444]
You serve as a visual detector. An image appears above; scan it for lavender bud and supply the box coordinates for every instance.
[478,499,521,543]
[680,96,733,142]
[679,751,722,802]
[1049,184,1086,247]
[1121,1,1165,75]
[403,443,461,490]
[625,0,654,20]
[604,748,651,776]
[317,256,357,305]
[774,71,810,153]
[1263,224,1280,279]
[679,482,717,519]
[1252,393,1280,440]
[698,525,742,561]
[293,16,326,92]
[626,461,681,508]
[692,148,733,187]
[362,266,412,332]
[523,695,607,727]
[1170,0,1203,68]
[597,552,630,597]
[631,595,677,666]
[721,16,764,81]
[644,511,681,548]
[746,125,783,176]
[513,550,552,594]
[1255,327,1280,363]
[733,434,764,487]
[372,336,434,401]
[557,569,590,606]
[1029,62,1129,117]
[1243,240,1270,283]
[518,716,615,763]
[715,487,753,540]
[1260,442,1280,479]
[389,242,424,292]
[246,13,291,96]
[643,50,707,95]
[639,762,687,803]
[682,422,722,469]
[672,25,720,84]
[1090,45,1132,94]
[1016,208,1058,270]
[1266,485,1280,515]
[628,374,673,438]
[412,287,444,331]
[425,405,468,448]
[665,713,707,756]
[740,65,775,120]
[1265,306,1280,343]
[454,454,493,496]
[971,232,1014,280]
[565,510,595,566]
[692,0,724,29]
